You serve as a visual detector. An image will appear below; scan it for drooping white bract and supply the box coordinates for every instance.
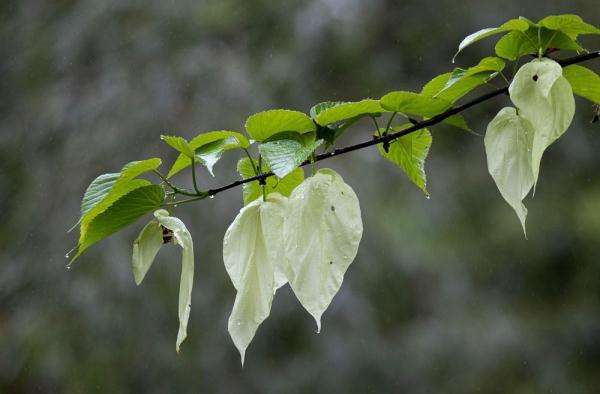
[284,168,363,332]
[509,58,575,189]
[222,193,288,365]
[131,209,194,352]
[485,107,535,236]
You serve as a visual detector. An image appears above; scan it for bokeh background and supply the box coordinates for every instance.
[1,0,599,392]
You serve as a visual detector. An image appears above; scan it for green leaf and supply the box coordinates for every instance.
[161,135,195,157]
[494,31,537,60]
[422,72,492,104]
[223,193,288,364]
[496,27,583,60]
[309,101,361,145]
[74,184,165,260]
[189,130,250,150]
[563,65,600,105]
[245,109,316,141]
[80,173,120,217]
[236,157,304,205]
[259,138,323,178]
[119,158,163,181]
[377,126,432,195]
[152,209,195,353]
[310,101,345,119]
[74,158,162,257]
[509,58,575,189]
[444,114,472,132]
[469,57,506,74]
[73,158,161,243]
[166,131,250,178]
[538,14,600,38]
[430,57,505,103]
[452,19,529,61]
[315,99,387,126]
[380,91,451,117]
[283,169,363,332]
[484,107,535,236]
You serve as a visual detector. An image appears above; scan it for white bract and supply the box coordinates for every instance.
[509,58,575,189]
[132,209,194,352]
[284,169,363,332]
[222,193,288,365]
[485,107,535,235]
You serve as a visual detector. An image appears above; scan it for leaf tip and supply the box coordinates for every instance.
[314,315,322,334]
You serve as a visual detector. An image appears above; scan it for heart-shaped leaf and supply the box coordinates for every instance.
[223,193,288,364]
[284,169,363,332]
[485,107,535,235]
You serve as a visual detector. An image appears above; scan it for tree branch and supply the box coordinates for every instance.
[207,50,600,197]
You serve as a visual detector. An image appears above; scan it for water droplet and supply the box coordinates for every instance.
[236,321,241,326]
[300,195,305,199]
[65,253,70,259]
[173,204,178,208]
[209,195,215,199]
[343,255,348,260]
[66,265,71,270]
[426,195,431,200]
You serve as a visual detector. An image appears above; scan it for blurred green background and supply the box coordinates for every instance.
[1,0,599,393]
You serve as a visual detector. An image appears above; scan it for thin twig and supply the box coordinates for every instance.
[190,157,202,194]
[153,170,200,197]
[205,51,599,197]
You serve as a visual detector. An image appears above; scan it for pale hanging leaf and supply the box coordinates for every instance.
[161,135,195,157]
[131,220,163,285]
[167,131,250,178]
[509,58,575,188]
[377,126,432,196]
[154,209,195,353]
[452,19,529,61]
[245,109,316,141]
[223,193,288,364]
[484,107,535,236]
[236,157,304,205]
[562,65,600,105]
[284,169,363,332]
[259,138,323,178]
[510,58,562,98]
[380,91,451,117]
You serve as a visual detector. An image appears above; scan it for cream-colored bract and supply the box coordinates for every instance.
[284,168,363,332]
[222,193,288,365]
[131,209,194,352]
[509,58,575,190]
[485,107,535,236]
[132,220,163,284]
